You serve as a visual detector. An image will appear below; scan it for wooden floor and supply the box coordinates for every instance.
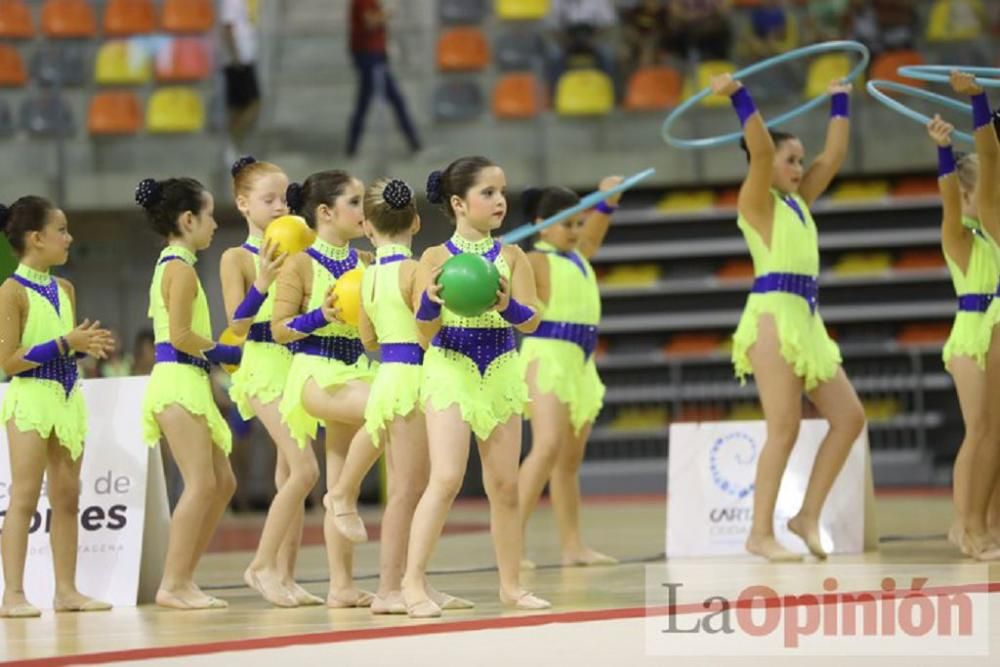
[4,492,1000,666]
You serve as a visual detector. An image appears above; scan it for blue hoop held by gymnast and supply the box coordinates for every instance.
[865,79,976,144]
[661,40,870,150]
[896,65,1000,89]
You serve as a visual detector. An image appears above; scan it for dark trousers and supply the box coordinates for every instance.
[347,52,421,155]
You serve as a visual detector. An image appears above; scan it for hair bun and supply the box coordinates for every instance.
[425,170,444,205]
[135,178,162,209]
[383,179,413,210]
[0,203,8,233]
[231,155,257,178]
[286,182,304,213]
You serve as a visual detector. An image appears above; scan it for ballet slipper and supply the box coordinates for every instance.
[370,592,407,615]
[324,493,368,543]
[499,590,551,610]
[0,602,41,618]
[286,582,324,606]
[406,598,442,619]
[520,558,537,570]
[326,589,375,609]
[244,568,298,608]
[787,515,828,559]
[427,588,475,610]
[745,534,804,562]
[561,548,619,567]
[53,595,112,613]
[155,589,226,611]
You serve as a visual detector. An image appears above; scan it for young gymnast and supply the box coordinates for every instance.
[717,73,867,561]
[136,177,243,609]
[517,177,623,568]
[220,156,322,607]
[949,71,1000,559]
[271,170,376,608]
[925,114,1000,558]
[400,156,550,617]
[347,177,473,614]
[0,196,114,618]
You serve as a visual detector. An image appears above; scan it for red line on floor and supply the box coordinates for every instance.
[7,581,999,666]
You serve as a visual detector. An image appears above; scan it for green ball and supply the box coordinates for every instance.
[438,252,501,318]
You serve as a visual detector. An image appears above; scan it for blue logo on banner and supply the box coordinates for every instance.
[709,432,757,499]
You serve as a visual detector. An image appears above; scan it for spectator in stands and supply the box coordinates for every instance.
[745,0,794,60]
[805,0,849,43]
[131,329,155,376]
[220,0,261,165]
[621,0,671,71]
[546,0,619,89]
[665,0,733,62]
[347,0,422,158]
[846,0,915,55]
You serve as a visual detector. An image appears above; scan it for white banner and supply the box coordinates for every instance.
[667,419,867,558]
[0,376,168,608]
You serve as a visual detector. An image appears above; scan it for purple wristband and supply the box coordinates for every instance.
[972,92,992,129]
[830,92,849,118]
[204,344,242,366]
[24,339,62,365]
[416,290,442,322]
[500,297,534,325]
[288,307,327,335]
[938,145,956,177]
[233,285,267,320]
[730,87,757,127]
[595,201,617,215]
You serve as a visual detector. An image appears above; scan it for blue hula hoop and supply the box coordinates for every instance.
[865,79,974,144]
[500,168,656,245]
[897,65,1000,89]
[661,40,870,150]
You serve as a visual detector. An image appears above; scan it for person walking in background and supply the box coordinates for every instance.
[346,0,422,158]
[220,0,262,164]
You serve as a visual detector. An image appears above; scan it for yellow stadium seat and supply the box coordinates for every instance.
[95,40,151,85]
[655,190,714,212]
[805,53,853,99]
[926,0,983,42]
[830,179,890,202]
[831,251,892,275]
[683,60,736,108]
[146,87,204,132]
[495,0,549,20]
[555,69,614,116]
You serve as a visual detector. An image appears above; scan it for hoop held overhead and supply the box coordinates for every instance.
[865,79,974,144]
[661,40,870,150]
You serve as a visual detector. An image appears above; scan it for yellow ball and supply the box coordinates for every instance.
[332,267,364,327]
[218,327,246,375]
[264,215,316,256]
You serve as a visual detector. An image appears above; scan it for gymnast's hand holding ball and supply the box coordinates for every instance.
[253,236,287,294]
[321,288,344,325]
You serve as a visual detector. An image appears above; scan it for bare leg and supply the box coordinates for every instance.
[518,360,569,563]
[745,314,806,562]
[401,404,471,618]
[45,437,111,612]
[789,367,866,558]
[969,327,1000,559]
[480,415,550,610]
[550,423,617,566]
[944,356,990,554]
[304,379,373,543]
[0,422,49,617]
[154,406,228,610]
[245,397,320,607]
[371,410,428,614]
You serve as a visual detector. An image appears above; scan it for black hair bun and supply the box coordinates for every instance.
[231,155,257,178]
[286,182,304,214]
[0,203,8,233]
[425,170,444,205]
[383,179,413,210]
[135,178,162,209]
[521,187,543,221]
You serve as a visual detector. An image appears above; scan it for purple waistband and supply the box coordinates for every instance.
[381,342,424,365]
[16,356,78,397]
[958,293,994,313]
[531,321,599,359]
[751,272,818,314]
[432,326,516,376]
[297,334,365,365]
[154,343,210,373]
